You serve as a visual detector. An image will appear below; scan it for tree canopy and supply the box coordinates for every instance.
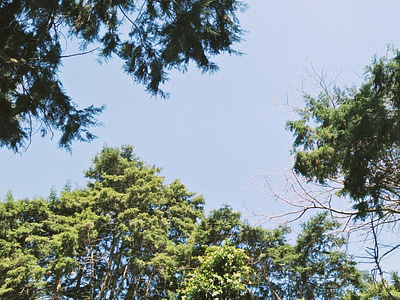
[0,0,245,151]
[287,49,400,221]
[0,145,367,299]
[0,145,205,299]
[284,51,400,299]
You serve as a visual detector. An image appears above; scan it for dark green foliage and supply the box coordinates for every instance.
[189,207,362,299]
[242,213,362,300]
[0,0,105,151]
[0,0,245,151]
[287,49,400,219]
[193,204,242,249]
[239,222,294,299]
[344,272,400,300]
[289,213,362,299]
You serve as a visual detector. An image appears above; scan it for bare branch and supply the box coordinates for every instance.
[60,47,99,59]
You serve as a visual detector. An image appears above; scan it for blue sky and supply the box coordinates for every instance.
[2,0,400,270]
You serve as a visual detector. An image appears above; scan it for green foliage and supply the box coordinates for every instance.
[238,221,294,299]
[0,197,50,299]
[189,207,362,299]
[180,243,252,300]
[193,204,242,249]
[0,0,245,151]
[344,272,400,300]
[289,212,362,299]
[0,145,367,299]
[287,49,400,218]
[0,145,205,299]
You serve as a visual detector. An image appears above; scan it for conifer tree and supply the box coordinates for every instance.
[0,0,245,151]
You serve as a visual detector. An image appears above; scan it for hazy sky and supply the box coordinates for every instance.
[2,0,400,270]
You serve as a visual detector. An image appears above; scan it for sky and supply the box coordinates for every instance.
[2,1,400,271]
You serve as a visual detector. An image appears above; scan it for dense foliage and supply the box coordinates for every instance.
[344,272,400,300]
[0,0,245,151]
[285,50,400,299]
[287,49,400,220]
[0,145,368,299]
[0,145,205,299]
[180,243,251,299]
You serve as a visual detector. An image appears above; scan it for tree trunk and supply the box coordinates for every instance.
[53,270,62,300]
[75,263,83,300]
[144,270,155,299]
[98,234,118,300]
